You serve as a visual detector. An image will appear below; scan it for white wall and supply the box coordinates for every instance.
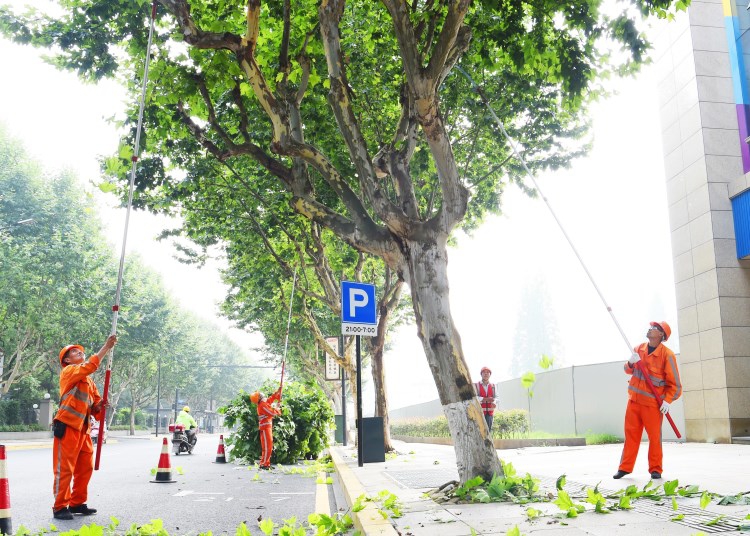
[390,360,686,441]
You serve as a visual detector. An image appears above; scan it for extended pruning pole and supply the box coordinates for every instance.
[455,66,682,438]
[95,0,158,470]
[278,268,298,400]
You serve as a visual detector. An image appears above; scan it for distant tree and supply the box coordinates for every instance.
[0,128,113,398]
[510,276,561,379]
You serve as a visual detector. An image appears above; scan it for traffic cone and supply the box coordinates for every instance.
[214,435,227,464]
[0,445,12,536]
[150,438,176,483]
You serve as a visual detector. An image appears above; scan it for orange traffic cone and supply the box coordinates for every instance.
[150,438,176,483]
[0,445,12,536]
[214,435,227,464]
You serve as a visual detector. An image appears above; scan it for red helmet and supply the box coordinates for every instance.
[649,321,672,341]
[249,392,260,404]
[480,366,491,375]
[59,344,84,366]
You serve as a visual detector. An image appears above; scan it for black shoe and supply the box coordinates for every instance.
[650,472,662,479]
[69,504,97,515]
[613,470,631,479]
[53,507,74,520]
[259,465,271,471]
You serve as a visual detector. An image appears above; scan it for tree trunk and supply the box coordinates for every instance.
[130,399,136,436]
[405,236,502,483]
[369,338,394,452]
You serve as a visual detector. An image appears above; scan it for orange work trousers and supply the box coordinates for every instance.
[53,424,94,511]
[618,400,664,474]
[259,425,273,467]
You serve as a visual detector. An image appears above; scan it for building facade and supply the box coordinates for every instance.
[656,0,750,442]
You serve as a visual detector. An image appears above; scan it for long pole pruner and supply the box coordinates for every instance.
[456,66,681,439]
[278,268,298,401]
[95,0,159,470]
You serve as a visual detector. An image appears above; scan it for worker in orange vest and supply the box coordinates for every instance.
[52,334,117,520]
[250,387,282,470]
[613,321,681,480]
[475,366,497,432]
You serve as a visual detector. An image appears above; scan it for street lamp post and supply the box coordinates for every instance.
[155,354,161,436]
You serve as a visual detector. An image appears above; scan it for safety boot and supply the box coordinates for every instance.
[612,470,631,479]
[650,472,662,479]
[53,507,74,520]
[69,504,98,515]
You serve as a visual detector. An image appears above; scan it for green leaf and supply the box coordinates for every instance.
[704,515,725,526]
[506,527,521,536]
[235,522,251,536]
[556,474,566,490]
[700,491,711,509]
[663,479,679,496]
[671,497,678,511]
[526,507,541,520]
[618,496,632,509]
[521,372,536,389]
[670,514,684,521]
[539,354,554,370]
[258,518,275,535]
[554,490,574,511]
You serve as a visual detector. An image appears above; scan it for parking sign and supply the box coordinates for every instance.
[341,281,377,337]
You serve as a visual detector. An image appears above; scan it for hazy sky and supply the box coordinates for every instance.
[0,5,677,411]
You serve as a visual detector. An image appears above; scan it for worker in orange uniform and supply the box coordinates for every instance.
[249,387,282,470]
[613,321,681,480]
[52,334,117,520]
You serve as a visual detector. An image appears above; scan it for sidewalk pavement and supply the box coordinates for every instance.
[330,440,750,535]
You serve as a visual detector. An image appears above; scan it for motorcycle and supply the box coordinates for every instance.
[90,417,107,444]
[169,423,197,455]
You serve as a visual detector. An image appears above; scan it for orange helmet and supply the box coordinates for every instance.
[649,321,672,341]
[480,366,491,375]
[59,344,84,366]
[249,392,260,404]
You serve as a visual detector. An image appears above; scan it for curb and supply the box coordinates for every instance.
[329,447,398,535]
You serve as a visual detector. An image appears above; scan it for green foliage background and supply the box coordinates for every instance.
[221,380,334,465]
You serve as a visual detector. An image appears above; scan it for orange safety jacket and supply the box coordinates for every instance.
[55,354,102,431]
[257,390,281,430]
[625,343,682,408]
[475,382,496,416]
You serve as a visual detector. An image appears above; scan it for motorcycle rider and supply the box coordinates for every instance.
[175,406,198,450]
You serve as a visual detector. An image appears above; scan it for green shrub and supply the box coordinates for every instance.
[221,380,334,465]
[391,409,530,440]
[0,400,21,425]
[0,423,47,432]
[585,433,622,445]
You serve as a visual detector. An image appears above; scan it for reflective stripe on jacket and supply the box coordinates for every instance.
[475,382,496,416]
[625,342,682,408]
[258,390,281,430]
[56,354,102,431]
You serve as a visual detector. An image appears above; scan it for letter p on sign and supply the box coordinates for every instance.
[349,288,369,317]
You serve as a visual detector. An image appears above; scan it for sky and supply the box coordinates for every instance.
[0,4,678,412]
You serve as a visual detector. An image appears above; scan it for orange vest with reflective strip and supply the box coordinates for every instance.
[476,382,496,416]
[625,343,682,408]
[55,354,102,431]
[257,391,281,430]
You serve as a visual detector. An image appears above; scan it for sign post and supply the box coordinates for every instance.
[325,336,347,446]
[341,281,377,466]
